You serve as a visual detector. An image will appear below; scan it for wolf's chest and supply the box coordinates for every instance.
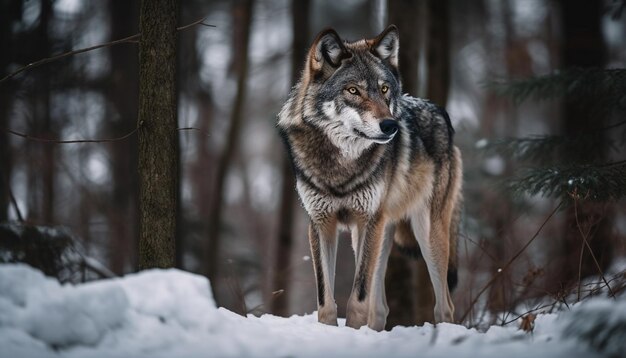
[296,179,385,220]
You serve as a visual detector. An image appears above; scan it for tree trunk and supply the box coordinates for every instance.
[385,0,422,328]
[387,0,421,96]
[270,0,310,317]
[425,0,450,106]
[137,0,179,269]
[107,0,139,274]
[483,0,518,318]
[36,0,54,224]
[178,2,216,271]
[0,2,15,220]
[560,0,612,284]
[206,0,254,284]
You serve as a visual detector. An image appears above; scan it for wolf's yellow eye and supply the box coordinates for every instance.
[347,87,359,95]
[381,85,389,94]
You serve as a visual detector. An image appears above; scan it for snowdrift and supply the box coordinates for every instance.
[0,264,621,357]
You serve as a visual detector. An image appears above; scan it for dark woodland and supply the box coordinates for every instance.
[1,0,625,329]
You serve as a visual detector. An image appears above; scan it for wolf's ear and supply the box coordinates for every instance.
[371,25,399,69]
[308,28,350,77]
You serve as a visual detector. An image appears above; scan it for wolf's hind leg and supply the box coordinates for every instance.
[410,207,455,323]
[309,222,339,326]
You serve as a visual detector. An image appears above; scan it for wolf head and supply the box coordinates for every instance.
[279,26,402,155]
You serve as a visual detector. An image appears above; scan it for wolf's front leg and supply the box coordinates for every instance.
[308,222,339,326]
[366,224,394,331]
[346,213,388,331]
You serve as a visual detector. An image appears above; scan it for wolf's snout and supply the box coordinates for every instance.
[379,119,399,136]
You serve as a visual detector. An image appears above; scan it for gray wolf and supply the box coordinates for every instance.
[277,25,462,331]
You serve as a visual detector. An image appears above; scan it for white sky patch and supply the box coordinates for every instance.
[242,122,270,157]
[9,171,28,220]
[199,27,231,90]
[182,176,193,207]
[475,138,489,149]
[20,1,40,29]
[371,0,387,33]
[247,159,278,211]
[84,151,110,185]
[74,11,109,78]
[447,96,479,129]
[225,168,244,205]
[512,0,548,38]
[56,91,105,140]
[603,14,623,48]
[527,40,550,74]
[54,0,83,14]
[178,96,200,162]
[249,1,291,64]
[483,155,505,176]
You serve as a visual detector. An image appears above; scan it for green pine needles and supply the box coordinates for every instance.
[485,68,626,201]
[508,161,626,200]
[491,68,626,115]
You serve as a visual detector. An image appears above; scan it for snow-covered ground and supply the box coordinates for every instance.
[0,264,622,358]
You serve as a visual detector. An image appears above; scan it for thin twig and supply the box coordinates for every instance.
[504,269,626,326]
[575,191,589,301]
[460,233,497,262]
[225,260,248,316]
[8,186,24,222]
[501,301,557,326]
[5,126,209,144]
[601,119,626,131]
[176,16,215,31]
[3,126,140,144]
[0,16,214,84]
[595,158,626,168]
[459,201,563,324]
[177,127,211,137]
[573,198,616,298]
[0,33,140,83]
[246,289,285,315]
[81,255,116,279]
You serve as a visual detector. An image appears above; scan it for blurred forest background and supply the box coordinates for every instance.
[1,0,625,329]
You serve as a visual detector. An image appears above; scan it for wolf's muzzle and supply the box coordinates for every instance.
[379,119,399,136]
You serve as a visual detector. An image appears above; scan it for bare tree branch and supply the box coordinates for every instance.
[0,33,140,83]
[573,197,616,298]
[3,126,140,144]
[0,16,214,84]
[176,17,215,31]
[177,126,211,137]
[459,201,564,324]
[8,186,23,222]
[3,125,210,144]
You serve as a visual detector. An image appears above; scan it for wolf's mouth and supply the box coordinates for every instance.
[353,129,395,144]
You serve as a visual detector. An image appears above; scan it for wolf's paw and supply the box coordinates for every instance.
[367,305,389,331]
[346,299,368,329]
[318,304,338,326]
[434,303,455,323]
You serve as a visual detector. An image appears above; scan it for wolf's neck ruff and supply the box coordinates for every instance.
[282,117,389,197]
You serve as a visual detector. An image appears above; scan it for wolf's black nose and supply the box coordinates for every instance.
[379,119,399,136]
